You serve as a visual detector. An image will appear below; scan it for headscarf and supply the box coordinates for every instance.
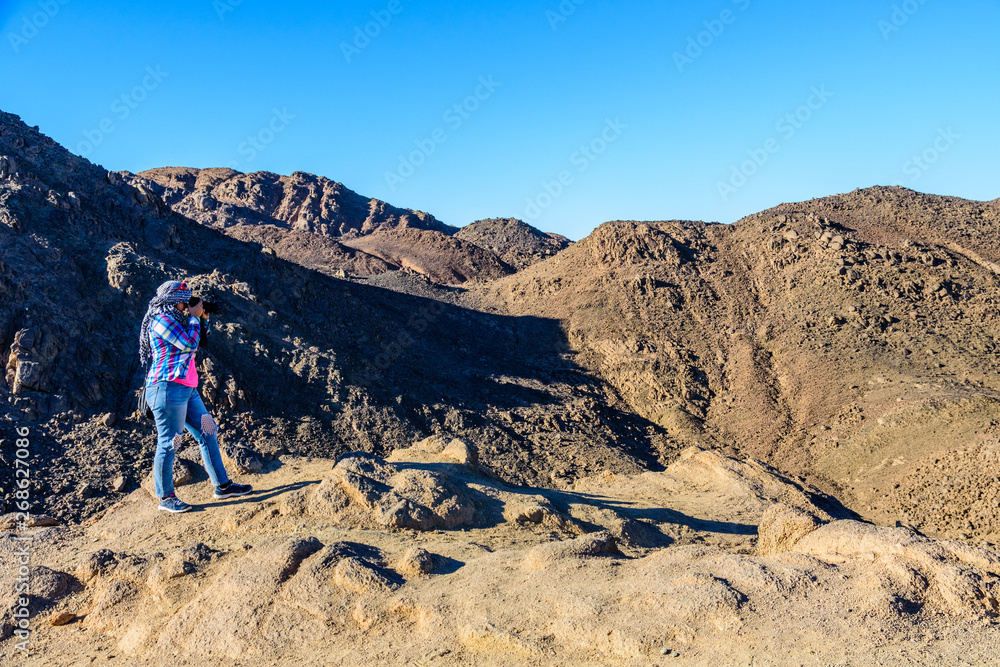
[138,280,193,366]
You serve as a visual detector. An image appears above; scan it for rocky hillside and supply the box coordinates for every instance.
[134,167,454,238]
[0,110,669,525]
[340,227,514,284]
[478,193,1000,543]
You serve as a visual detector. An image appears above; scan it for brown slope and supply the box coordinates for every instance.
[476,193,1000,542]
[767,186,1000,268]
[341,227,515,284]
[223,223,397,278]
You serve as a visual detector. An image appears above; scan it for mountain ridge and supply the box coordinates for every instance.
[130,166,570,286]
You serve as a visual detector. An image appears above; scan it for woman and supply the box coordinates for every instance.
[139,280,252,513]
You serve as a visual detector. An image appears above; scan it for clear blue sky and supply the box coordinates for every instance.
[2,0,997,240]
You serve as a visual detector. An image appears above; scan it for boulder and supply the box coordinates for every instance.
[221,442,265,474]
[48,611,76,626]
[395,548,435,577]
[791,520,1000,618]
[522,531,621,571]
[329,452,478,531]
[756,503,823,556]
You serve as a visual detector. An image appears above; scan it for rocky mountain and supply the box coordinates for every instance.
[130,168,561,286]
[479,192,1000,542]
[134,166,454,238]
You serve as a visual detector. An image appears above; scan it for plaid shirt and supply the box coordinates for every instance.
[145,313,201,386]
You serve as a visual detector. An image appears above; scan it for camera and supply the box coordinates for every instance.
[188,296,222,315]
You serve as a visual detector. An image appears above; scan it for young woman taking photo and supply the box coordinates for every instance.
[138,280,252,513]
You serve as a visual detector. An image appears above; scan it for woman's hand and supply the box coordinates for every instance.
[189,301,205,318]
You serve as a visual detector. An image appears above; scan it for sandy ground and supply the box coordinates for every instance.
[4,440,999,665]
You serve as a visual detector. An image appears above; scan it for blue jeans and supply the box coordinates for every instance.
[148,381,229,498]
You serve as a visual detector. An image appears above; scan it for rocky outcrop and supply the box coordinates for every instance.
[130,168,523,286]
[134,167,454,239]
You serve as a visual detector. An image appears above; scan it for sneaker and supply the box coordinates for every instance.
[158,495,192,513]
[214,482,253,499]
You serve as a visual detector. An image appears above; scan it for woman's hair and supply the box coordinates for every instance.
[138,280,193,366]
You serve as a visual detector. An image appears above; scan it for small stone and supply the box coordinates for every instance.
[0,513,60,529]
[112,475,126,492]
[102,412,117,427]
[48,611,76,627]
[222,442,265,474]
[515,505,546,524]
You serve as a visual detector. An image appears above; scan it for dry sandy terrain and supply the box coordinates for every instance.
[4,438,999,665]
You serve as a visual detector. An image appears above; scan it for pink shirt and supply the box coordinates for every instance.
[172,355,199,387]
